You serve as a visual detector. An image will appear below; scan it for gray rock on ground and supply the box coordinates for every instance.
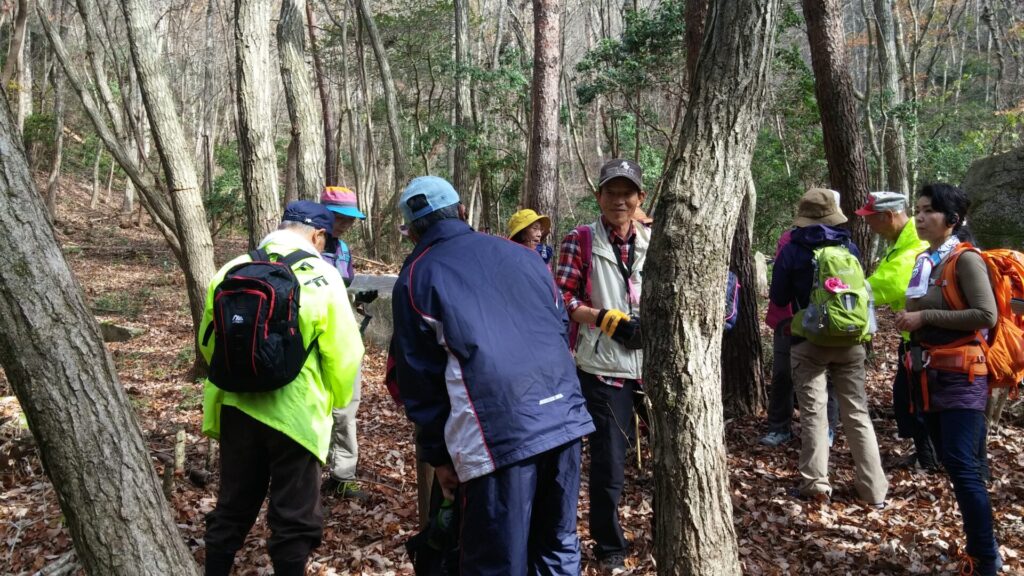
[99,321,146,343]
[349,274,398,349]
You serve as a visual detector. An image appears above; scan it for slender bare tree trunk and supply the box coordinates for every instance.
[200,0,217,205]
[802,0,872,260]
[12,10,33,134]
[0,83,200,576]
[90,146,103,209]
[305,1,338,186]
[872,0,910,197]
[235,0,281,248]
[453,0,473,193]
[353,0,408,187]
[2,0,30,88]
[44,0,69,218]
[644,0,778,573]
[524,0,561,219]
[284,137,299,203]
[279,0,326,200]
[120,0,216,328]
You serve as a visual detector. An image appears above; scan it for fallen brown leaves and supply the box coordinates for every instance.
[2,183,1022,575]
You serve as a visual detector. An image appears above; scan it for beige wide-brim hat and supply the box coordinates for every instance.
[793,187,847,227]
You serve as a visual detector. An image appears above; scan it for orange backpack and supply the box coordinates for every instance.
[939,244,1024,392]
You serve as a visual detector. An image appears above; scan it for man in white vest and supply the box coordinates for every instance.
[555,158,648,573]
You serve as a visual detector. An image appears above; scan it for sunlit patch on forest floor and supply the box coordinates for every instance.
[2,183,1023,575]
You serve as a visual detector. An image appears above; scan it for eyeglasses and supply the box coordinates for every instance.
[398,223,410,237]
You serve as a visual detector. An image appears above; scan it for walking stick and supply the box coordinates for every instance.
[635,413,642,470]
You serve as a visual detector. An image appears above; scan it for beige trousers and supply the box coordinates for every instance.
[791,340,888,503]
[328,372,361,481]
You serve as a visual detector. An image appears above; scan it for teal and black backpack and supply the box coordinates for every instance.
[792,245,875,346]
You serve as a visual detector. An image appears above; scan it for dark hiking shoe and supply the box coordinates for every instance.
[759,431,792,447]
[598,553,626,574]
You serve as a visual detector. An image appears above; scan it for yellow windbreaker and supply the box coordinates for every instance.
[199,230,364,461]
[867,221,929,312]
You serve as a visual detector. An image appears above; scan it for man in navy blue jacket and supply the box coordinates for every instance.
[391,176,595,575]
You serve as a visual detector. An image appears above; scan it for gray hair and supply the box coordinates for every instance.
[410,204,461,236]
[278,220,317,235]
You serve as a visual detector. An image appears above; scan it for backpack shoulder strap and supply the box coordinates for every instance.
[576,225,593,303]
[278,249,318,269]
[337,241,351,263]
[248,249,270,263]
[938,244,978,311]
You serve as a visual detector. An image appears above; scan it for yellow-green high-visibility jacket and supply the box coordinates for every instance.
[199,230,364,461]
[868,221,929,312]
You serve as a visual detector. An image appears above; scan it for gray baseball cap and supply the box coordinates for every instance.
[598,159,643,190]
[855,191,908,216]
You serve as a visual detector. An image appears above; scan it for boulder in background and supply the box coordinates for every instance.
[962,146,1024,250]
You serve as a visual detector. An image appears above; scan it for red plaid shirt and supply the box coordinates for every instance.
[555,217,637,313]
[556,217,640,388]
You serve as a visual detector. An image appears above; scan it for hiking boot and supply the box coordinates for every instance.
[324,478,370,501]
[890,452,942,473]
[788,487,830,504]
[960,552,1003,576]
[598,553,626,574]
[759,431,792,447]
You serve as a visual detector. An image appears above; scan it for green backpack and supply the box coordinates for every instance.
[792,245,875,346]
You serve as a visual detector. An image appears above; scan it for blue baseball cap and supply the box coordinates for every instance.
[282,200,335,231]
[398,176,460,224]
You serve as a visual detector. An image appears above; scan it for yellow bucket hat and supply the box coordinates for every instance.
[507,209,551,240]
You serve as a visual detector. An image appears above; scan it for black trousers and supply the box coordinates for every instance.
[205,406,323,574]
[893,341,938,467]
[579,369,642,560]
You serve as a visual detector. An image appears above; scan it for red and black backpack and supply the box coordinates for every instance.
[203,249,318,393]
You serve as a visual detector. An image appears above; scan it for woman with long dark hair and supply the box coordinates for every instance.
[896,183,1002,575]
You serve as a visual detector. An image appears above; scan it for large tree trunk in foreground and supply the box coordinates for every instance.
[684,0,766,416]
[278,0,325,201]
[236,0,281,247]
[120,0,216,329]
[523,0,561,221]
[721,176,766,417]
[0,90,199,576]
[643,0,778,573]
[802,0,872,259]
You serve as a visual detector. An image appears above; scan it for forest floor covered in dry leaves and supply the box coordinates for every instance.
[2,183,1024,575]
